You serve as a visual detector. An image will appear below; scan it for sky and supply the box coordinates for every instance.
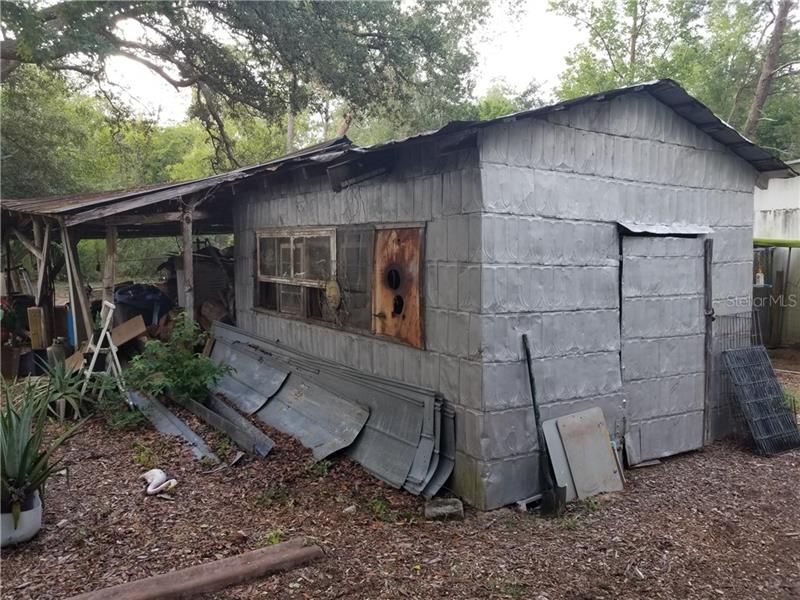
[103,1,586,124]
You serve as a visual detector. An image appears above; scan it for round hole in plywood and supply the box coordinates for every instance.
[392,295,404,316]
[387,268,401,290]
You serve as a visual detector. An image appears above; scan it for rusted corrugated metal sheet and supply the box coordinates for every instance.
[209,322,455,497]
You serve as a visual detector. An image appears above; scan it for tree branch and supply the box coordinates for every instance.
[115,49,198,88]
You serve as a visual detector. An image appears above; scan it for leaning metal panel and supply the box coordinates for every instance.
[708,310,762,440]
[722,346,800,455]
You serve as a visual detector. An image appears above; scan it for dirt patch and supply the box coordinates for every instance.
[2,418,799,600]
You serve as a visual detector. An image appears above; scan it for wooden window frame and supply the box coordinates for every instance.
[252,223,425,349]
[255,227,336,289]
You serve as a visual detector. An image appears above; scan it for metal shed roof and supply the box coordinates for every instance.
[2,79,794,228]
[353,78,795,175]
[1,137,353,224]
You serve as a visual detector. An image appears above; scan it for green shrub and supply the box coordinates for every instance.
[126,313,230,402]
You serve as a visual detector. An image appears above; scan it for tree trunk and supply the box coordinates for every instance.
[337,111,353,137]
[286,107,295,153]
[744,0,793,137]
[628,0,639,83]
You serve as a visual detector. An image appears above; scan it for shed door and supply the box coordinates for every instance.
[372,227,423,348]
[621,236,706,464]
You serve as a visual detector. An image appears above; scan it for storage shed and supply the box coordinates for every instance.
[3,79,795,509]
[229,80,794,508]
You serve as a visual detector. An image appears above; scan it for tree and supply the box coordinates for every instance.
[0,65,213,197]
[1,1,488,166]
[743,0,795,136]
[551,0,704,97]
[551,0,800,158]
[0,66,104,198]
[476,81,548,120]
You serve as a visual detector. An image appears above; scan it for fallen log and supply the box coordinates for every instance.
[68,538,323,600]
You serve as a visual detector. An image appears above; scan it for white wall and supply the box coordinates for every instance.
[754,172,800,239]
[754,166,800,345]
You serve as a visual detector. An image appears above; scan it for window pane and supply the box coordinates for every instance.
[277,237,292,278]
[278,284,302,315]
[305,236,331,280]
[338,229,371,293]
[256,281,278,310]
[307,287,335,322]
[259,237,278,277]
[293,237,306,279]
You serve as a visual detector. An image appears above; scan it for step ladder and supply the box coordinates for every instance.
[80,300,125,398]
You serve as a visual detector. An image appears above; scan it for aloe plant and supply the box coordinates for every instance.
[34,358,89,421]
[0,380,80,527]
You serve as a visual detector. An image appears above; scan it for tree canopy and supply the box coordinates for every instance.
[550,0,800,158]
[1,0,489,165]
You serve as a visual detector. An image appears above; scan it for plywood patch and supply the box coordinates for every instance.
[372,228,423,348]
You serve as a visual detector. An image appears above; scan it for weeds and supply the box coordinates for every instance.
[579,497,601,513]
[213,435,232,458]
[398,509,418,524]
[259,529,282,546]
[306,458,333,477]
[562,515,579,530]
[255,486,294,508]
[95,380,146,431]
[132,442,157,469]
[783,387,798,420]
[369,495,393,521]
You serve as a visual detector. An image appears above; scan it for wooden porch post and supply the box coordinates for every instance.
[61,224,93,343]
[703,238,714,444]
[102,225,118,321]
[182,207,194,321]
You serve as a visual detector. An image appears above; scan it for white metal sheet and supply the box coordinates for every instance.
[556,407,624,499]
[542,418,577,502]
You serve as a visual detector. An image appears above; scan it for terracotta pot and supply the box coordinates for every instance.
[1,492,42,547]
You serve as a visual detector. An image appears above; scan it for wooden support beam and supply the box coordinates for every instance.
[103,210,210,226]
[182,207,194,320]
[68,538,323,600]
[10,227,42,261]
[35,223,50,305]
[61,225,93,343]
[102,225,118,320]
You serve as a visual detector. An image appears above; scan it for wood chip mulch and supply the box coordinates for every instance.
[1,405,799,600]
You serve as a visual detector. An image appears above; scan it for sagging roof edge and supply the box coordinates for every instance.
[3,79,796,224]
[1,137,353,219]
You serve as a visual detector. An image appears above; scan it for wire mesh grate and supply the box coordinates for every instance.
[709,310,763,438]
[722,346,800,455]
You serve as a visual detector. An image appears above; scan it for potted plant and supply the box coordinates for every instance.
[1,380,78,547]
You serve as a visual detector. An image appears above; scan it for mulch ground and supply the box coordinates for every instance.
[2,397,799,600]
